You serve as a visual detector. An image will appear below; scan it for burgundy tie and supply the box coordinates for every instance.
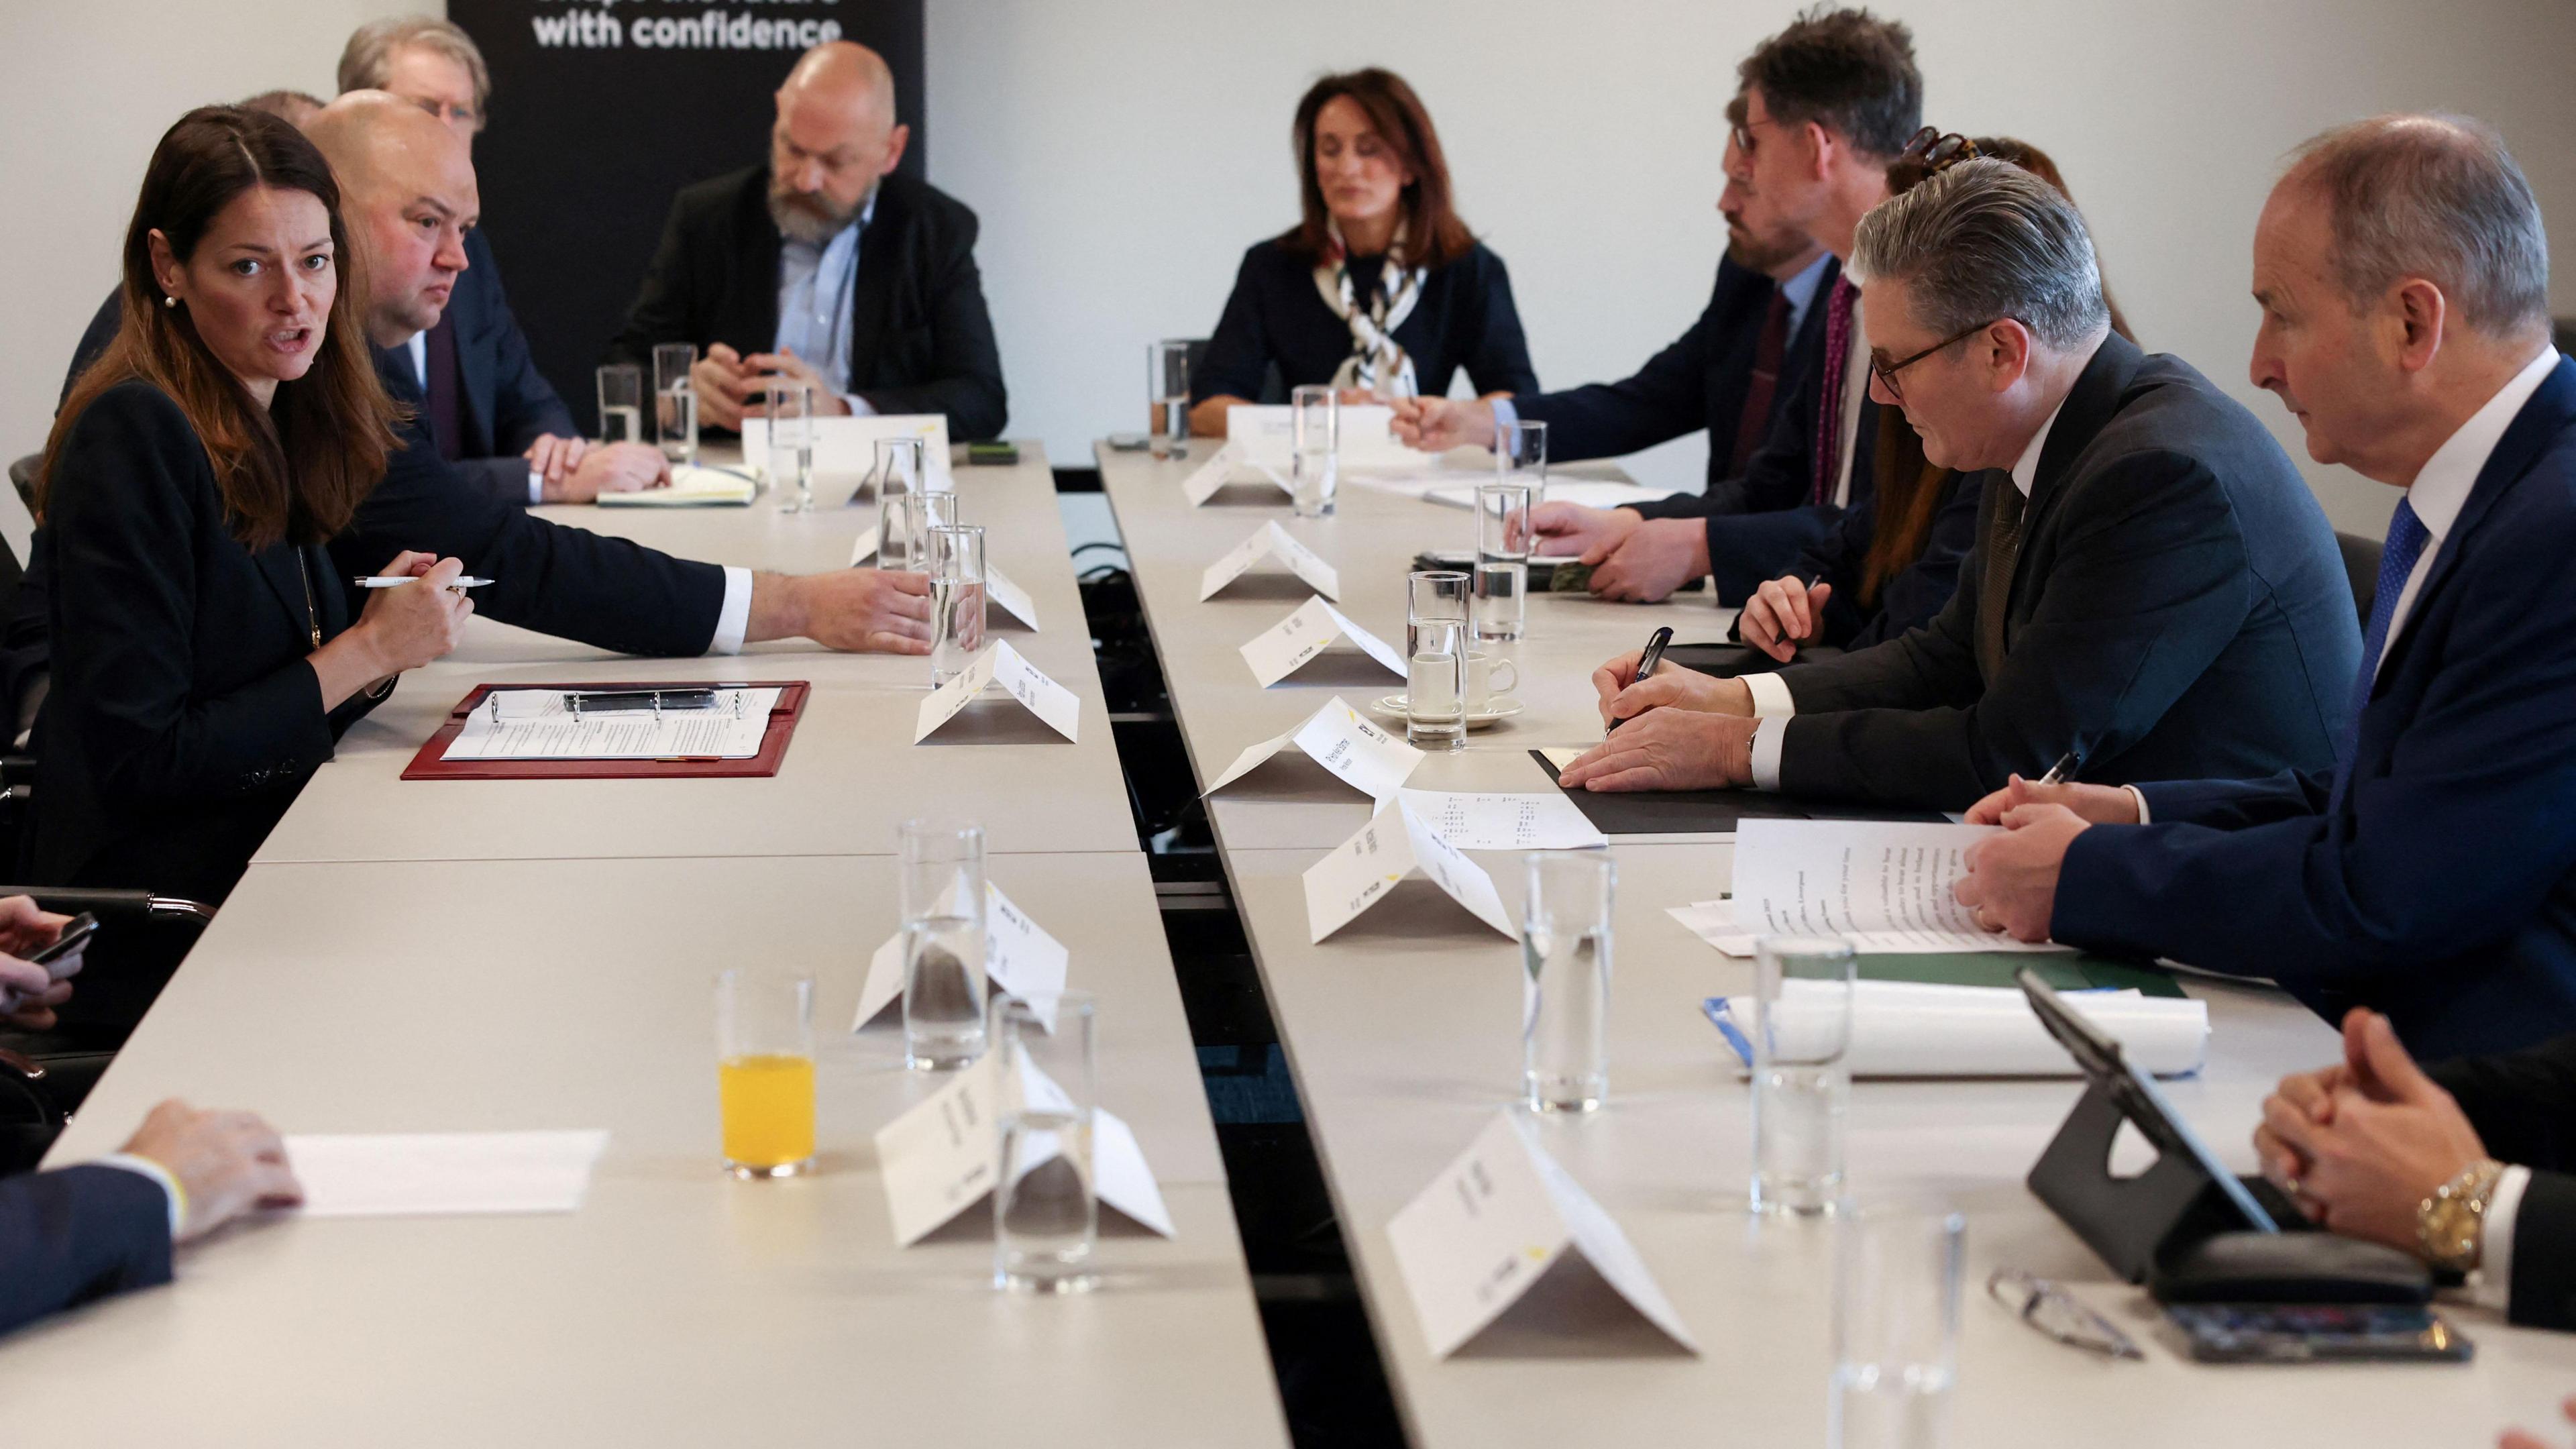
[423,310,463,463]
[1811,278,1858,505]
[1730,289,1792,478]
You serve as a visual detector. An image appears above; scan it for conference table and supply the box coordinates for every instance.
[0,443,1293,1446]
[1094,443,2576,1446]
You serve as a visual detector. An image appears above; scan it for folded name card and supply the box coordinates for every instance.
[1304,797,1517,943]
[983,564,1039,631]
[854,881,1071,1032]
[873,1045,1174,1247]
[1388,1110,1698,1358]
[849,525,880,566]
[1201,521,1341,600]
[1182,443,1292,506]
[743,413,953,493]
[915,641,1080,742]
[1203,696,1421,803]
[1240,597,1404,687]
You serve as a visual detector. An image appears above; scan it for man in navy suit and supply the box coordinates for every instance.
[1955,114,2576,1061]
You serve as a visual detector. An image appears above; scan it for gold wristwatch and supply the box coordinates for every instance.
[2418,1158,2506,1273]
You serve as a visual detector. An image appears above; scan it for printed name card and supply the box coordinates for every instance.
[849,525,879,566]
[1239,597,1405,687]
[983,563,1040,631]
[1183,443,1293,506]
[1303,798,1518,943]
[1203,696,1422,804]
[853,881,1071,1032]
[1200,521,1342,600]
[873,1044,1175,1247]
[914,641,1081,743]
[1388,1110,1699,1358]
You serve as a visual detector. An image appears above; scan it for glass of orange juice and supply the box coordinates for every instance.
[716,967,816,1179]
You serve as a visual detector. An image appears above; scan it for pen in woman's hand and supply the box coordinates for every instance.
[1607,625,1675,733]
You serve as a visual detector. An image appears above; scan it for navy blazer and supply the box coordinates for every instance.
[1516,254,1824,490]
[606,168,1008,439]
[2056,355,2576,1060]
[1778,454,1984,652]
[0,1165,172,1336]
[1191,238,1539,407]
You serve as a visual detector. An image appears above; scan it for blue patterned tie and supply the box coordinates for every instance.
[2332,498,2430,806]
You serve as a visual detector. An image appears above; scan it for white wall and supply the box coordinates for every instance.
[924,0,2576,536]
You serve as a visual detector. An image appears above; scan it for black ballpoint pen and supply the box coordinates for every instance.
[1608,625,1675,733]
[2037,751,2080,786]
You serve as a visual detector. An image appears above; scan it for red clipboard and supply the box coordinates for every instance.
[400,682,810,781]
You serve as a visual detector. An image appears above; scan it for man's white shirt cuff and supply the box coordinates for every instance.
[709,567,754,655]
[528,470,546,505]
[2471,1164,2530,1311]
[1741,674,1796,792]
[94,1153,182,1239]
[841,394,876,418]
[1741,672,1797,718]
[2125,785,2152,825]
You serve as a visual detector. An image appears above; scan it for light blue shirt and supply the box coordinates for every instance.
[774,187,879,416]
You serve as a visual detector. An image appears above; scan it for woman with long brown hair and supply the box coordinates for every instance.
[38,106,472,1030]
[1187,68,1539,436]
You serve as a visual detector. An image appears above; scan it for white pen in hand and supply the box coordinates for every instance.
[353,576,494,590]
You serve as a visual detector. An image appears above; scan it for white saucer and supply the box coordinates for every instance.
[1368,694,1525,729]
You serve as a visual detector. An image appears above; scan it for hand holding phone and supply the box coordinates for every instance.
[30,912,98,981]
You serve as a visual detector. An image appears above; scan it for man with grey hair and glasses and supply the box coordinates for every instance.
[1560,158,2358,812]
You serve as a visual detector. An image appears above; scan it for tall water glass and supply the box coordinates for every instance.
[652,343,698,468]
[899,818,987,1071]
[767,382,816,513]
[1474,480,1535,642]
[1148,339,1191,460]
[714,967,815,1179]
[928,523,987,687]
[1405,570,1470,751]
[596,364,644,445]
[1831,1201,1966,1449]
[1291,384,1338,517]
[1521,852,1614,1112]
[875,436,928,570]
[1497,418,1548,499]
[993,989,1099,1294]
[1750,934,1857,1216]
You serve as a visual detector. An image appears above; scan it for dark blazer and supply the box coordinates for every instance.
[0,1164,172,1335]
[33,382,383,910]
[1772,333,2360,810]
[1778,458,1983,652]
[2426,1034,2576,1330]
[1517,254,1826,490]
[2055,356,2576,1061]
[1191,238,1538,407]
[606,168,1007,439]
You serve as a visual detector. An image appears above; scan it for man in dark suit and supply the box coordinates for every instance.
[1954,115,2576,1061]
[1561,160,2359,811]
[606,42,1006,440]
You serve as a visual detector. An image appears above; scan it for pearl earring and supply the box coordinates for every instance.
[163,294,178,309]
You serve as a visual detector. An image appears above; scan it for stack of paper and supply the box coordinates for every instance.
[1702,978,2209,1078]
[284,1130,610,1216]
[1721,819,2077,953]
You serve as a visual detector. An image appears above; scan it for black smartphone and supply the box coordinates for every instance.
[30,912,99,980]
[2167,1303,2473,1363]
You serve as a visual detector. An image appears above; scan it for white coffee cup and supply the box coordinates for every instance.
[1464,651,1519,710]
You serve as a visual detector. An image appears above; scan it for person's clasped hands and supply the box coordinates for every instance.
[524,433,669,502]
[2253,1007,2492,1252]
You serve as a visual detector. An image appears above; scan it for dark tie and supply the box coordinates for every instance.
[2330,498,2431,810]
[1730,289,1792,477]
[423,310,463,463]
[1810,278,1858,505]
[1975,478,2026,682]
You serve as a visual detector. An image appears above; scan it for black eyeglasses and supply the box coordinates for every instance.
[1870,318,2004,401]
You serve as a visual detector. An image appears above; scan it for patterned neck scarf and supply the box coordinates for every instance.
[1311,219,1425,398]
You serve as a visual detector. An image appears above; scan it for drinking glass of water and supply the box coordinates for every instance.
[1496,417,1548,498]
[652,343,698,468]
[595,364,644,445]
[1750,933,1856,1216]
[1405,570,1470,751]
[1831,1200,1965,1449]
[928,523,987,688]
[1291,384,1338,518]
[714,967,815,1180]
[874,435,928,570]
[992,989,1099,1295]
[898,818,987,1071]
[1521,851,1614,1113]
[1474,480,1535,643]
[1148,339,1191,461]
[767,382,816,513]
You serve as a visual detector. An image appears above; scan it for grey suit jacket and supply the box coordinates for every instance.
[1772,333,2361,810]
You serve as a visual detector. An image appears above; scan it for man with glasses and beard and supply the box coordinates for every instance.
[606,41,1008,439]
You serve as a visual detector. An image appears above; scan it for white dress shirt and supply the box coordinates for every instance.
[1740,380,2072,789]
[773,187,879,417]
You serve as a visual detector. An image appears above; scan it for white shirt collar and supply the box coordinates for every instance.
[405,329,427,388]
[2004,337,2108,498]
[2405,346,2560,543]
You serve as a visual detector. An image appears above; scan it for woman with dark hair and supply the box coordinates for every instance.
[38,105,472,1029]
[1722,133,2138,667]
[1187,68,1539,436]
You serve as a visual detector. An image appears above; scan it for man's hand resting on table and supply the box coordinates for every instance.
[119,1100,304,1243]
[1555,710,1758,792]
[747,569,934,653]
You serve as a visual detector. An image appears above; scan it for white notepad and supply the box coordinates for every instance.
[284,1130,609,1217]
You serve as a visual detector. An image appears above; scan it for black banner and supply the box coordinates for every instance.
[447,0,925,429]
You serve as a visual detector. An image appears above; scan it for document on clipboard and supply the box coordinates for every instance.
[441,688,782,761]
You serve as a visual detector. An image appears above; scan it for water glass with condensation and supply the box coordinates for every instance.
[994,989,1099,1294]
[1149,340,1191,460]
[1291,384,1338,517]
[1751,934,1856,1216]
[652,343,698,468]
[715,967,815,1179]
[899,818,987,1071]
[928,523,986,688]
[1521,851,1614,1112]
[1405,570,1470,751]
[1831,1200,1965,1449]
